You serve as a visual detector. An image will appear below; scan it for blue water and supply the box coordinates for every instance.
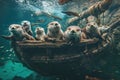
[0,0,120,80]
[0,0,74,79]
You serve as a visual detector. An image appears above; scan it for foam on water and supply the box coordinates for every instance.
[15,0,65,18]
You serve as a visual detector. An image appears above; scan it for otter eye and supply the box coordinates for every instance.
[76,29,80,32]
[68,28,71,30]
[16,26,20,28]
[50,23,54,25]
[87,24,91,26]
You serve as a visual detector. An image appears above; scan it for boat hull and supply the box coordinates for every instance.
[13,39,112,76]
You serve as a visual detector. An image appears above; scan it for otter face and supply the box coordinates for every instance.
[9,24,23,33]
[35,27,45,35]
[65,26,81,36]
[21,20,31,27]
[86,22,98,33]
[64,26,81,44]
[48,21,61,33]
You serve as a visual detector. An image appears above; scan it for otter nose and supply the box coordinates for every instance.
[24,23,27,25]
[91,25,94,27]
[12,27,14,29]
[71,30,75,33]
[55,23,58,26]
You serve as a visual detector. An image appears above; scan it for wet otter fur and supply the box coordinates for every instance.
[1,24,35,41]
[21,20,33,36]
[64,26,82,44]
[45,21,64,42]
[35,27,46,41]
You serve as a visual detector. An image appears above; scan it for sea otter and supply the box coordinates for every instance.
[64,26,82,44]
[1,24,35,42]
[35,27,46,41]
[82,21,109,41]
[82,22,101,39]
[21,20,33,36]
[46,21,64,42]
[87,15,98,23]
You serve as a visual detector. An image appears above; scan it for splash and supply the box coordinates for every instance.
[15,0,65,18]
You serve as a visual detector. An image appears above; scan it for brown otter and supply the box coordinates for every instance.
[82,22,100,39]
[1,24,35,41]
[21,20,33,36]
[35,27,46,41]
[46,21,64,42]
[64,26,82,44]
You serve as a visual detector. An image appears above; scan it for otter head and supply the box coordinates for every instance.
[21,20,31,30]
[65,26,81,44]
[35,27,45,35]
[9,24,23,34]
[47,21,62,34]
[9,24,25,41]
[86,22,98,33]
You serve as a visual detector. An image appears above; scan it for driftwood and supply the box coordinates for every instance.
[68,0,112,24]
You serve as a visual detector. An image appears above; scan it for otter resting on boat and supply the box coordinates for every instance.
[64,26,82,45]
[21,20,33,36]
[35,27,46,41]
[45,21,64,42]
[0,18,119,80]
[1,24,35,42]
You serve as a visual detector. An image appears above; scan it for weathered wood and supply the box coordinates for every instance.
[68,0,112,24]
[12,34,113,76]
[107,19,120,31]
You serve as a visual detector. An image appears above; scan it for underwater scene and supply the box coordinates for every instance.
[0,0,120,80]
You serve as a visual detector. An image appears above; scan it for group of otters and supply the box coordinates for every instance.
[4,16,109,45]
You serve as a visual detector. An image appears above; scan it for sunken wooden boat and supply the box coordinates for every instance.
[13,20,119,76]
[13,38,112,76]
